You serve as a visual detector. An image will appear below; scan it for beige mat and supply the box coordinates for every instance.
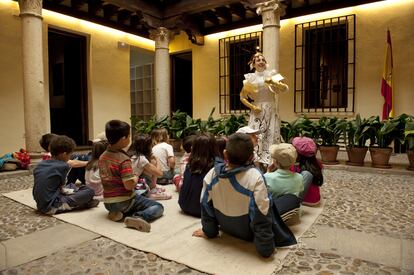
[4,186,324,275]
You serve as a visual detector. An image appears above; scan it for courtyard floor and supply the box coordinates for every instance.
[0,152,413,275]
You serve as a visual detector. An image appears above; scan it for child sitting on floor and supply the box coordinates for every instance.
[179,133,219,217]
[39,133,89,184]
[33,135,98,215]
[151,128,177,185]
[291,137,323,206]
[193,133,296,258]
[174,134,195,191]
[128,133,171,200]
[85,140,108,200]
[99,120,164,232]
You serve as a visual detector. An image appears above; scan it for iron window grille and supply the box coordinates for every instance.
[294,15,355,114]
[219,31,263,114]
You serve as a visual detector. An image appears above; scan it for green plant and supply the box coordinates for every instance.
[131,115,169,134]
[344,114,374,148]
[215,113,247,136]
[369,114,406,148]
[315,117,347,146]
[169,110,197,139]
[404,120,414,150]
[281,116,317,142]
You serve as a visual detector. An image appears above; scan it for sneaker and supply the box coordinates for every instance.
[86,199,100,208]
[148,188,172,200]
[302,200,321,207]
[124,216,151,232]
[108,211,123,222]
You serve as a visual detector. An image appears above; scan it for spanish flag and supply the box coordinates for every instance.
[381,30,393,120]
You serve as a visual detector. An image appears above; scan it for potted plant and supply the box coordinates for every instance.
[315,117,347,164]
[131,115,169,135]
[403,115,414,170]
[368,115,405,168]
[344,114,373,166]
[281,116,317,143]
[168,110,199,152]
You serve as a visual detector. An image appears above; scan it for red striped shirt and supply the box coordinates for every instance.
[98,149,135,201]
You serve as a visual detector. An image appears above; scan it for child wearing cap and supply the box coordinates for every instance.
[291,137,323,206]
[264,143,304,199]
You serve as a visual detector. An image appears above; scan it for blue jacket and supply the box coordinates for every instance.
[200,160,296,257]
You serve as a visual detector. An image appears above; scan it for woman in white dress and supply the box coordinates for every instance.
[240,53,289,169]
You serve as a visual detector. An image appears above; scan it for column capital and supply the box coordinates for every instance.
[149,27,175,50]
[18,0,43,18]
[256,0,285,28]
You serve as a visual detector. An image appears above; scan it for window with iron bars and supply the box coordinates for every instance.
[294,15,355,114]
[219,32,263,114]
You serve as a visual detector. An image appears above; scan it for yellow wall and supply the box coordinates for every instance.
[0,0,154,155]
[1,0,413,155]
[0,1,25,155]
[187,0,414,121]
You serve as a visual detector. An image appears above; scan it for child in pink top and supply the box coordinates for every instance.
[291,137,323,206]
[85,140,108,200]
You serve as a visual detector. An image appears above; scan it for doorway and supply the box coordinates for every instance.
[48,28,88,145]
[171,52,192,116]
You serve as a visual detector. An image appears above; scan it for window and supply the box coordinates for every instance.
[219,32,263,114]
[130,47,155,121]
[294,15,355,114]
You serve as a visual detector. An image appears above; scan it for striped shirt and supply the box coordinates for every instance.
[98,148,136,203]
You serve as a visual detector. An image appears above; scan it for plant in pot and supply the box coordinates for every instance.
[344,114,373,166]
[368,115,405,168]
[315,116,347,164]
[404,116,414,170]
[168,110,198,152]
[281,116,317,143]
[131,115,169,135]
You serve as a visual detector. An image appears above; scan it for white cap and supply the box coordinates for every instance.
[236,126,260,135]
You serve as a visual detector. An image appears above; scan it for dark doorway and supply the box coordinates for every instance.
[48,28,88,146]
[171,52,192,116]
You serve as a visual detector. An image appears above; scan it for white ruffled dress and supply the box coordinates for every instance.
[243,70,280,165]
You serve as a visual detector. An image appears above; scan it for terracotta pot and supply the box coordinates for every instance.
[319,145,339,165]
[369,147,392,169]
[346,146,368,166]
[407,150,414,171]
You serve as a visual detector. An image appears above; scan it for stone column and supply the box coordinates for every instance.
[257,0,285,143]
[149,27,174,118]
[18,0,48,153]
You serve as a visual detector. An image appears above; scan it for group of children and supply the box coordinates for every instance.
[32,119,323,257]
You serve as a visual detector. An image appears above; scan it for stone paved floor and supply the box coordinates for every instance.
[0,168,413,274]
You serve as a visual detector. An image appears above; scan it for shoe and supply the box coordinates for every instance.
[108,211,123,222]
[86,199,100,208]
[124,216,151,232]
[148,188,172,200]
[302,200,321,207]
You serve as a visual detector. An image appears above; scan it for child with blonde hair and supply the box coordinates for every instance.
[151,128,177,185]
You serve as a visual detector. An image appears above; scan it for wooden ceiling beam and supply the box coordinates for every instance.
[103,4,118,20]
[202,10,219,26]
[88,0,103,16]
[103,0,162,18]
[230,3,246,19]
[215,6,232,24]
[164,0,241,18]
